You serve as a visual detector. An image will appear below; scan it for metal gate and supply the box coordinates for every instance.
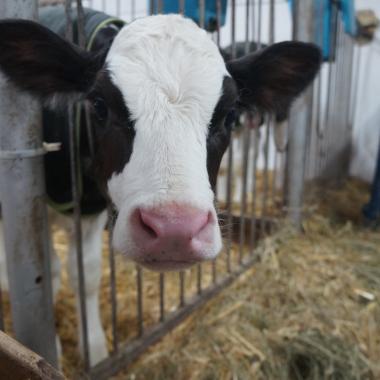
[0,1,357,379]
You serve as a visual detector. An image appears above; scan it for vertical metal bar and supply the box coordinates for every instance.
[102,0,106,12]
[179,0,185,14]
[211,259,216,284]
[257,0,262,50]
[268,0,277,202]
[285,0,316,229]
[216,0,222,47]
[179,271,185,307]
[225,0,236,273]
[350,46,361,132]
[325,10,341,179]
[116,0,121,18]
[197,264,202,294]
[131,0,136,21]
[107,207,118,354]
[244,0,250,54]
[231,0,236,58]
[249,117,260,254]
[199,0,205,28]
[260,117,271,231]
[65,0,90,371]
[149,0,154,15]
[159,273,165,322]
[212,0,221,283]
[136,266,144,336]
[157,0,163,14]
[238,124,251,264]
[0,285,4,331]
[237,0,251,264]
[344,38,355,137]
[0,0,58,367]
[251,0,256,45]
[261,3,275,223]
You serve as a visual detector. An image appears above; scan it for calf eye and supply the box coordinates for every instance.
[92,97,108,121]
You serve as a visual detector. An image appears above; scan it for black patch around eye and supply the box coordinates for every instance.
[92,97,108,121]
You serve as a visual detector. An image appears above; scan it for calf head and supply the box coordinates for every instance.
[0,14,321,271]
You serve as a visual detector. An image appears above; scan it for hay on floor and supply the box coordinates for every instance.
[1,178,379,380]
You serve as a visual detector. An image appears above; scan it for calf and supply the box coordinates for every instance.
[0,13,321,364]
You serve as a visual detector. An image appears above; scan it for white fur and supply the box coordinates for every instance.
[105,15,227,259]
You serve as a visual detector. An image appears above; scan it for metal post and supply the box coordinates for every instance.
[285,0,316,229]
[0,0,58,367]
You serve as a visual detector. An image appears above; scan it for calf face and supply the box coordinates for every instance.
[0,14,321,271]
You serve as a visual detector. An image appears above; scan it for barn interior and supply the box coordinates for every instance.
[0,1,379,379]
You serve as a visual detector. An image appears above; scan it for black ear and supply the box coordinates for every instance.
[226,41,322,117]
[0,20,103,101]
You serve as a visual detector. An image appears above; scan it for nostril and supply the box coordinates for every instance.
[195,211,212,235]
[139,210,158,239]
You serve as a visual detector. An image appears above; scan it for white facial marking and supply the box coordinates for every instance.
[105,15,228,263]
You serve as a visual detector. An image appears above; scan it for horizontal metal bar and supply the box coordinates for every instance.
[89,254,260,380]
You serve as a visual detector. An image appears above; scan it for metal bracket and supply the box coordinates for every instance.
[0,142,61,160]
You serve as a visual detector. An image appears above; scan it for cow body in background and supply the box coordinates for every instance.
[0,11,321,365]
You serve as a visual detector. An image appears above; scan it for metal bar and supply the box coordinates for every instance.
[157,0,163,14]
[251,0,256,44]
[320,4,339,178]
[116,0,121,17]
[136,266,144,337]
[285,0,316,229]
[269,0,275,44]
[257,0,262,50]
[90,254,260,380]
[238,124,251,263]
[199,0,205,28]
[225,0,237,272]
[149,0,154,15]
[225,141,233,272]
[238,0,251,264]
[0,0,58,367]
[179,271,185,307]
[350,45,361,132]
[213,0,221,284]
[131,0,136,20]
[107,207,119,354]
[249,117,260,255]
[211,259,216,284]
[65,0,90,371]
[179,0,185,14]
[260,117,271,233]
[244,0,250,54]
[216,0,221,47]
[197,263,202,294]
[76,0,86,49]
[159,273,165,322]
[0,286,4,331]
[345,38,355,139]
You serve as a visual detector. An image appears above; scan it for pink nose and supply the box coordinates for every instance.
[131,205,214,270]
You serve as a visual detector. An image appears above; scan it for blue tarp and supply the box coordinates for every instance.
[150,0,227,31]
